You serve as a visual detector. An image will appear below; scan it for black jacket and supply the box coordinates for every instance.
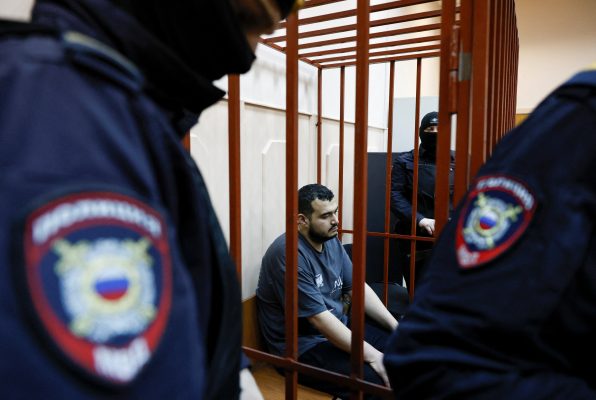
[390,147,455,235]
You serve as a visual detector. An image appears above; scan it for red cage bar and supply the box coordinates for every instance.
[218,0,522,397]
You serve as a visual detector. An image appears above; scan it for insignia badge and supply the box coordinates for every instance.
[456,175,536,268]
[22,192,172,385]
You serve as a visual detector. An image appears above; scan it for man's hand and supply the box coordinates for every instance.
[418,218,435,236]
[366,349,390,386]
[309,311,392,387]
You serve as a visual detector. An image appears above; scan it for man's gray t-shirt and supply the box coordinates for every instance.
[256,233,353,356]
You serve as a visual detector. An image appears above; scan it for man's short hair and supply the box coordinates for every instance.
[298,184,334,217]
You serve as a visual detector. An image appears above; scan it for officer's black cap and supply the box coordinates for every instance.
[420,111,439,131]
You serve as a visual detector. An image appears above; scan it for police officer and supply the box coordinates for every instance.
[390,111,455,287]
[384,66,596,399]
[0,0,301,398]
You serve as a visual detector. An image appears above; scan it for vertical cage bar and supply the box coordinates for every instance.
[470,0,489,177]
[509,0,517,131]
[338,66,346,240]
[408,57,422,297]
[317,68,323,184]
[284,11,299,400]
[496,1,501,144]
[453,0,473,204]
[512,0,516,126]
[506,0,512,133]
[382,61,396,306]
[486,0,497,155]
[506,0,513,133]
[502,1,506,135]
[495,0,505,146]
[350,0,370,394]
[513,12,519,128]
[436,0,456,233]
[502,0,509,134]
[228,74,242,278]
[511,0,516,130]
[504,0,510,134]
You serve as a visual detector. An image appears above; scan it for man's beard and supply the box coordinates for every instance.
[308,225,338,244]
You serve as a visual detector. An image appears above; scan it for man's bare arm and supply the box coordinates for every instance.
[362,284,399,331]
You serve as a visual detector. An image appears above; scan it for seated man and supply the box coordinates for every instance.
[256,184,398,398]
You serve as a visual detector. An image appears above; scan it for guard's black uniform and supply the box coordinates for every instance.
[390,148,455,285]
[384,68,596,399]
[0,0,253,398]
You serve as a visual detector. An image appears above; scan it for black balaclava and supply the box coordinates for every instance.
[117,0,256,81]
[419,111,439,153]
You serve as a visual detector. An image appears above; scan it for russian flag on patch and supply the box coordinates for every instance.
[95,276,130,300]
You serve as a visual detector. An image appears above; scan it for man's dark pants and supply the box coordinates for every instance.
[297,319,391,399]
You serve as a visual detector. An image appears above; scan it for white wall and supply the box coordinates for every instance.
[392,57,441,152]
[0,0,33,20]
[515,0,596,112]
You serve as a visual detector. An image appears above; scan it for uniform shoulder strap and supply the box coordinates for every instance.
[1,19,143,90]
[60,30,143,86]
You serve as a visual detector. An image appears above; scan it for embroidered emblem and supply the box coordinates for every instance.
[22,192,172,385]
[456,175,536,268]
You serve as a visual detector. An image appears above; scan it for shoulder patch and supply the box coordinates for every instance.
[456,175,536,269]
[21,192,172,385]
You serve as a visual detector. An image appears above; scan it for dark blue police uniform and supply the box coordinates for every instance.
[0,1,246,398]
[391,148,455,285]
[384,67,596,399]
[391,149,455,232]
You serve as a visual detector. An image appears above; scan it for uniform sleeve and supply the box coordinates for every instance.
[0,34,219,398]
[384,350,596,400]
